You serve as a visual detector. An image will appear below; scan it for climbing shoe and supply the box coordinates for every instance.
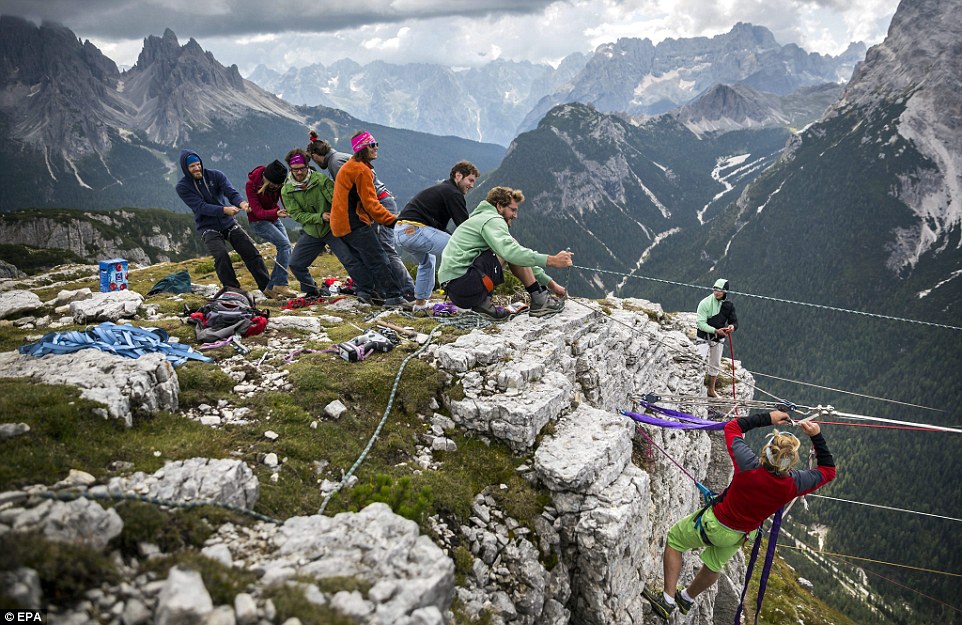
[471,297,510,320]
[642,587,675,622]
[529,289,564,318]
[674,590,693,615]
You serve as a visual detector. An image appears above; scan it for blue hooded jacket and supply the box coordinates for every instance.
[175,149,245,232]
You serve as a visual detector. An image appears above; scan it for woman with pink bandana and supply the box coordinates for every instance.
[330,131,412,308]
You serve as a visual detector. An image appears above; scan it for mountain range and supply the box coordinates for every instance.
[0,17,505,212]
[247,23,862,146]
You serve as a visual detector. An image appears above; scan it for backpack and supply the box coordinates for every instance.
[186,288,269,343]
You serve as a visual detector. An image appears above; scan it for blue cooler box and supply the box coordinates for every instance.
[99,258,129,292]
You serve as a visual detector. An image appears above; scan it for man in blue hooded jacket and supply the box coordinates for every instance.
[175,149,271,292]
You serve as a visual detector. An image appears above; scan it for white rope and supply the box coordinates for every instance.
[810,494,962,523]
[746,370,944,412]
[571,265,962,331]
[829,410,962,434]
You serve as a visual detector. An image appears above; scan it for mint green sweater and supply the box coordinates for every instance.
[438,201,551,286]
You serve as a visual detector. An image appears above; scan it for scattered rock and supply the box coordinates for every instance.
[324,399,348,420]
[70,290,144,323]
[155,567,214,625]
[0,422,30,440]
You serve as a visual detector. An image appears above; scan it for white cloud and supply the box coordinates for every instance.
[16,0,900,73]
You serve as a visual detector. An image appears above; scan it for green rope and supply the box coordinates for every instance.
[317,315,492,515]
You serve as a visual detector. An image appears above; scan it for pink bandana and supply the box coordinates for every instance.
[288,153,307,166]
[351,131,376,153]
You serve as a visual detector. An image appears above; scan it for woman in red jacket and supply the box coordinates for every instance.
[246,160,294,299]
[643,410,836,621]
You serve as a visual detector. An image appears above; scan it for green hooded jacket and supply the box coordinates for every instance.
[281,169,335,239]
[438,200,551,286]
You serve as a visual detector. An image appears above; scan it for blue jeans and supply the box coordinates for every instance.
[375,196,415,299]
[289,230,372,298]
[250,220,291,288]
[394,223,450,300]
[340,225,403,300]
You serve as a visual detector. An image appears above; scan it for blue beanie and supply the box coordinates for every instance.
[185,154,201,167]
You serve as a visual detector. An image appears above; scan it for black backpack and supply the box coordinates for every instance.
[186,288,269,343]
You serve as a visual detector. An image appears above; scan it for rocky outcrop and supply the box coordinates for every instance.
[0,350,178,426]
[101,458,259,511]
[6,497,123,550]
[431,298,755,624]
[220,502,455,625]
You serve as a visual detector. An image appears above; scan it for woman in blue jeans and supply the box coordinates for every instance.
[246,160,294,299]
[394,160,479,310]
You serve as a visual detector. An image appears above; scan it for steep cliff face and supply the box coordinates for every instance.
[0,208,205,267]
[430,299,755,624]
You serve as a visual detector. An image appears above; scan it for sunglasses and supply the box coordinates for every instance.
[366,142,379,149]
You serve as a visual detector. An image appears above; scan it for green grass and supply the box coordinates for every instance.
[0,532,118,606]
[743,540,857,625]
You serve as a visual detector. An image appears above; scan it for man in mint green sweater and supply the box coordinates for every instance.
[438,186,572,319]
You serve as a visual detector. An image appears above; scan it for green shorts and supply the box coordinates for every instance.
[666,507,757,572]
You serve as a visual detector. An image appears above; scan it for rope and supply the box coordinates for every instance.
[38,489,281,524]
[778,544,962,579]
[570,265,962,331]
[808,494,962,523]
[745,370,944,412]
[857,568,962,615]
[727,334,740,417]
[317,315,492,515]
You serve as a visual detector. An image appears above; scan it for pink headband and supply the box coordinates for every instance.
[288,154,306,166]
[351,131,376,153]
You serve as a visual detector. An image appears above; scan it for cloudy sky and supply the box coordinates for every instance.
[4,0,900,75]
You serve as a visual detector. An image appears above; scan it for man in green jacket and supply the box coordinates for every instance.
[281,149,366,299]
[438,186,572,319]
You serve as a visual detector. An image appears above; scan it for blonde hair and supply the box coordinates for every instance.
[761,430,800,475]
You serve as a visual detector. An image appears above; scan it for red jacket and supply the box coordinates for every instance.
[245,166,282,223]
[712,413,836,533]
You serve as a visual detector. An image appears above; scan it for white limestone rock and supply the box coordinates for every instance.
[0,350,178,427]
[156,567,214,625]
[108,458,259,510]
[11,498,123,551]
[268,316,322,334]
[0,290,42,319]
[70,289,143,323]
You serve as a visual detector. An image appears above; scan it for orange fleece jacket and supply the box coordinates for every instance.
[330,158,397,236]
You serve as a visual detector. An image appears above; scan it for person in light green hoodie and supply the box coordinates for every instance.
[438,186,572,319]
[695,278,738,396]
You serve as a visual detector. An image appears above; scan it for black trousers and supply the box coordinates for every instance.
[201,224,270,292]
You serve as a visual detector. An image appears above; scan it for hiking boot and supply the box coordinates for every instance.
[529,290,564,318]
[471,297,510,320]
[674,590,694,615]
[641,587,675,622]
[412,302,433,316]
[383,297,415,310]
[272,285,296,297]
[262,287,281,300]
